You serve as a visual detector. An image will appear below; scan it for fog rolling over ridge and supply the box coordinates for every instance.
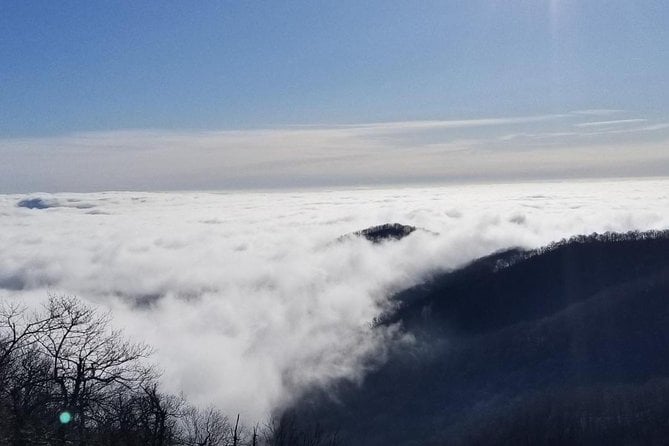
[1,178,668,420]
[296,229,669,445]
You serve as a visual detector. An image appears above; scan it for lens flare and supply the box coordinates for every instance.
[59,411,72,424]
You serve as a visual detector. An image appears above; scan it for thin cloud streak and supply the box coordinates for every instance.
[575,119,647,128]
[570,109,626,116]
[336,113,570,133]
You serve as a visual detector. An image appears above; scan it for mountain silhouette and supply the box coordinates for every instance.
[340,223,417,243]
[290,230,669,445]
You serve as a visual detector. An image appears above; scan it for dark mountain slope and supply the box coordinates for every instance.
[289,230,669,445]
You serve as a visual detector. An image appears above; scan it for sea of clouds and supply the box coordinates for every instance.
[1,178,668,420]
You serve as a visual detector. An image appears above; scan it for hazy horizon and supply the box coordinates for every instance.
[2,2,668,192]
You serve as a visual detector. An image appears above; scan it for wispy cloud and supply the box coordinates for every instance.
[575,119,647,128]
[335,114,569,134]
[1,112,668,192]
[570,109,626,116]
[501,119,669,142]
[640,123,669,132]
[577,122,669,136]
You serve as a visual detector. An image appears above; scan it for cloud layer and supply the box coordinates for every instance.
[1,179,669,419]
[1,111,668,192]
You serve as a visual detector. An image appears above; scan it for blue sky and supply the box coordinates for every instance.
[1,1,669,191]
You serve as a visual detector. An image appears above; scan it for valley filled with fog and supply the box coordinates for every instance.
[1,178,668,420]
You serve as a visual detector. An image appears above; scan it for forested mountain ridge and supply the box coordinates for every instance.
[291,230,669,445]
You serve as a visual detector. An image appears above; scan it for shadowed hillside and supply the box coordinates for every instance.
[290,230,669,445]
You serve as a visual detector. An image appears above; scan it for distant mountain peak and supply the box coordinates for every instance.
[342,223,417,243]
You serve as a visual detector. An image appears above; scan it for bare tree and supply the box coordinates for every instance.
[263,412,338,446]
[179,405,230,446]
[33,295,152,445]
[250,424,259,446]
[0,301,55,376]
[0,301,61,445]
[138,383,184,446]
[0,294,343,446]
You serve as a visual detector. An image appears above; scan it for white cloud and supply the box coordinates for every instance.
[1,179,669,420]
[640,123,669,131]
[335,113,569,134]
[575,119,647,128]
[2,112,668,193]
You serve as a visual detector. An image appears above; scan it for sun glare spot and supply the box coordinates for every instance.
[59,411,72,424]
